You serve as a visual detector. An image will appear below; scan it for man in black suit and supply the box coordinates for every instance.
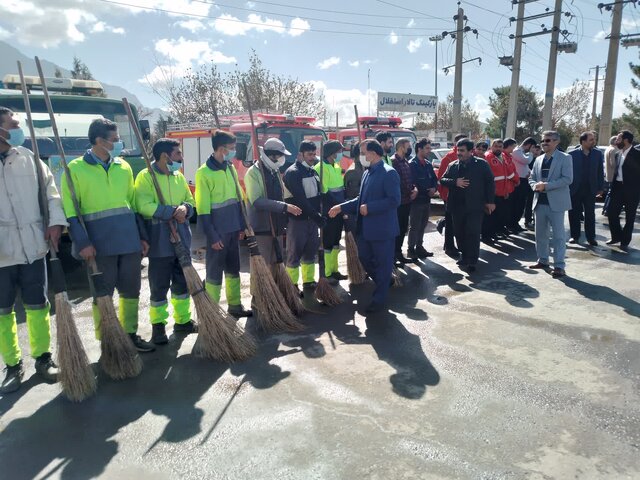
[607,130,640,249]
[440,139,496,272]
[568,131,604,246]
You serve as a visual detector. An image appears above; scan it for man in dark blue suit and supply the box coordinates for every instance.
[329,140,400,313]
[568,131,604,246]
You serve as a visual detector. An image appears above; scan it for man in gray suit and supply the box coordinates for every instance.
[528,130,573,278]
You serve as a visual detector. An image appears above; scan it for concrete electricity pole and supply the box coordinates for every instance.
[589,65,605,130]
[429,34,443,127]
[599,1,624,142]
[506,0,527,138]
[542,0,563,130]
[452,8,465,134]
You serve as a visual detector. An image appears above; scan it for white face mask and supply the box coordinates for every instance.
[260,149,285,170]
[359,154,370,168]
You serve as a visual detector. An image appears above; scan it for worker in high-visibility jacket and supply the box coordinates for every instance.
[314,140,347,283]
[195,130,252,318]
[0,107,65,394]
[135,138,197,345]
[61,118,155,353]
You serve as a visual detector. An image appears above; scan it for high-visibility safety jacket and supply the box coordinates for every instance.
[134,163,194,258]
[61,151,146,257]
[195,156,245,245]
[0,146,67,268]
[314,159,345,213]
[245,160,288,236]
[485,151,520,198]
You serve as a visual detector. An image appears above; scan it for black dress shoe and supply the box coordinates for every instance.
[129,334,156,353]
[587,239,598,247]
[395,253,411,264]
[569,238,579,244]
[415,246,433,258]
[436,218,445,235]
[528,262,549,269]
[552,267,566,278]
[606,239,620,246]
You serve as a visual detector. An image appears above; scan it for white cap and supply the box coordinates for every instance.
[263,137,291,155]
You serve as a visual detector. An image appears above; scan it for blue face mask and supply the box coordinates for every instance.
[6,128,25,147]
[335,152,344,162]
[108,140,124,158]
[168,161,182,173]
[224,150,236,162]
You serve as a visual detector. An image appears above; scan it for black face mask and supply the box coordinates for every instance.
[405,147,412,158]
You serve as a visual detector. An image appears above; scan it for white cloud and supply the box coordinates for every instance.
[593,30,606,43]
[407,38,423,53]
[213,13,288,36]
[473,93,491,122]
[246,1,256,7]
[155,37,236,66]
[348,60,360,68]
[317,56,341,70]
[420,63,432,70]
[308,80,377,126]
[175,19,206,32]
[0,26,9,40]
[622,18,640,28]
[407,19,416,28]
[91,21,125,35]
[289,17,310,36]
[389,31,399,45]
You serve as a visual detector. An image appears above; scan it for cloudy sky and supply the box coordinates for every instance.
[0,0,637,124]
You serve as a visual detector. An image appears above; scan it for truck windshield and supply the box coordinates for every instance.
[0,95,141,157]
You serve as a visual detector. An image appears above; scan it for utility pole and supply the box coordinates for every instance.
[429,34,443,128]
[506,0,527,138]
[542,0,563,130]
[452,8,465,134]
[589,65,605,130]
[599,1,624,142]
[367,68,371,116]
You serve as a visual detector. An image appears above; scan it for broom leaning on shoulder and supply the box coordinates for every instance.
[121,98,255,363]
[34,57,141,381]
[18,60,96,401]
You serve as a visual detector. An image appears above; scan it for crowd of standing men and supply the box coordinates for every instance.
[0,101,638,394]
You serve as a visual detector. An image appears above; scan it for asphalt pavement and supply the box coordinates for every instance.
[1,207,639,479]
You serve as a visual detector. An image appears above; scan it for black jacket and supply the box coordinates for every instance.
[569,147,604,196]
[440,156,495,212]
[283,160,323,224]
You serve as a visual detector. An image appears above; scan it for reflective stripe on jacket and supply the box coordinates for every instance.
[195,156,245,245]
[61,151,143,257]
[135,164,194,258]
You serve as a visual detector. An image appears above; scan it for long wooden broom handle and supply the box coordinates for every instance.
[17,61,53,253]
[34,57,99,272]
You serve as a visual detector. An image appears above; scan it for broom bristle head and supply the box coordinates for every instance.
[271,263,305,316]
[251,255,304,332]
[345,231,367,285]
[315,277,342,306]
[55,292,96,402]
[183,265,257,362]
[97,296,143,380]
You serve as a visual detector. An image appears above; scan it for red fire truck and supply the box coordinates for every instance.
[327,116,417,170]
[166,113,326,191]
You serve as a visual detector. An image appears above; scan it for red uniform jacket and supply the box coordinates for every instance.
[485,151,519,197]
[436,148,458,202]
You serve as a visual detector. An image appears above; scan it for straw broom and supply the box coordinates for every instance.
[34,57,141,380]
[213,93,301,332]
[122,98,256,362]
[344,105,368,286]
[19,61,96,401]
[315,138,342,306]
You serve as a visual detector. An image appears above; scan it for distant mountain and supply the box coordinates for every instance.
[0,40,165,125]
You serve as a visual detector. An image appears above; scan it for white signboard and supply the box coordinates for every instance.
[377,92,438,114]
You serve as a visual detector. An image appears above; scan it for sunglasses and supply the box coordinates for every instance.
[541,139,555,143]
